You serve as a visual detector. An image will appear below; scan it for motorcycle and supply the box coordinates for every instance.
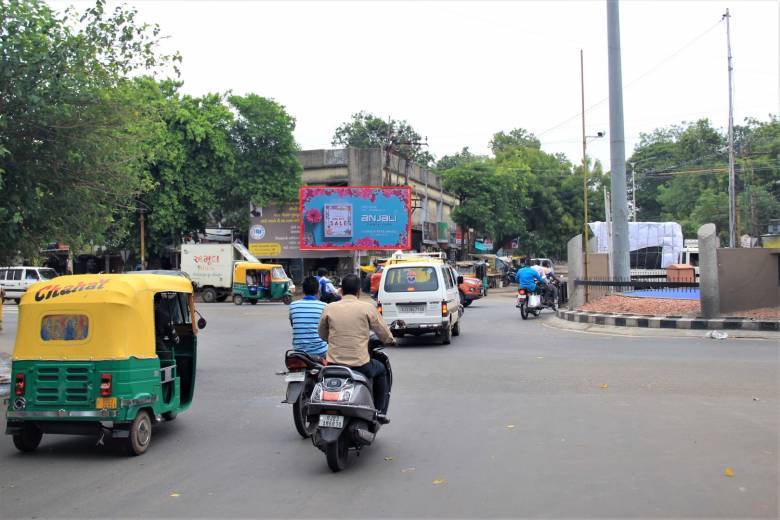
[307,337,392,472]
[280,350,323,438]
[516,277,559,319]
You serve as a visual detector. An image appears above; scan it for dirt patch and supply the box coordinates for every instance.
[579,295,780,320]
[580,295,700,316]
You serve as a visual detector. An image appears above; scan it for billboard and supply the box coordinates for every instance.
[248,203,350,259]
[300,186,412,250]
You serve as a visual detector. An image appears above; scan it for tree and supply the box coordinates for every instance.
[224,94,302,228]
[332,111,434,167]
[489,128,541,155]
[0,0,178,263]
[435,147,487,171]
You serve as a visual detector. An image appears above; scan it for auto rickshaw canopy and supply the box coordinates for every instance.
[13,274,194,361]
[232,262,289,282]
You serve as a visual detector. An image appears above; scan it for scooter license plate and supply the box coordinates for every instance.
[319,414,344,428]
[285,371,305,383]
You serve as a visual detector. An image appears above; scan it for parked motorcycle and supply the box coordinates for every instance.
[307,338,392,472]
[280,350,323,438]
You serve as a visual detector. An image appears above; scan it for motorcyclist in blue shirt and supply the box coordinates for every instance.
[516,261,547,294]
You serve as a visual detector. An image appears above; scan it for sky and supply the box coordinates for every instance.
[55,0,780,170]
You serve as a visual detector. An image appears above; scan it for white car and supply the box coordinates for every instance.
[0,266,59,303]
[376,257,463,344]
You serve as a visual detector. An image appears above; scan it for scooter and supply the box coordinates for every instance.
[307,338,392,472]
[280,350,323,438]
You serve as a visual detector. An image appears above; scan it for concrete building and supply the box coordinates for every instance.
[298,148,460,254]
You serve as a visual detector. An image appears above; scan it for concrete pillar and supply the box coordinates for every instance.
[567,234,585,309]
[698,223,720,318]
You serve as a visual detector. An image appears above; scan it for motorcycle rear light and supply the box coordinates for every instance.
[323,391,341,401]
[14,373,25,396]
[518,289,526,294]
[285,357,307,370]
[100,373,112,397]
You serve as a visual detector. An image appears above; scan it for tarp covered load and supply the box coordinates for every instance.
[589,221,684,268]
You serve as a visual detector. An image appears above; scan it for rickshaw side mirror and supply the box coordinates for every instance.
[457,276,464,285]
[197,317,207,330]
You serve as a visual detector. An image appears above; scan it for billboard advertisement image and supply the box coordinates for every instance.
[300,186,411,250]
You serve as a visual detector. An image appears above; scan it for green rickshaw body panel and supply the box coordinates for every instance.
[232,281,291,301]
[6,355,192,425]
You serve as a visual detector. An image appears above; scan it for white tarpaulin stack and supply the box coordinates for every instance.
[589,221,683,268]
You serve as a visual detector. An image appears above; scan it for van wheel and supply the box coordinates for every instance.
[201,288,217,303]
[282,294,293,305]
[126,410,152,456]
[452,319,461,337]
[233,294,244,305]
[440,324,452,345]
[12,424,42,452]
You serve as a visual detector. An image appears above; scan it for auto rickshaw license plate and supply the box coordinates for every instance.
[96,397,117,409]
[319,415,344,428]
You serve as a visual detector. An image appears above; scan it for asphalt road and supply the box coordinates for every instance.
[0,294,778,518]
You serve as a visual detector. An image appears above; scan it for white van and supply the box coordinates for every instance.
[377,254,463,344]
[0,266,59,303]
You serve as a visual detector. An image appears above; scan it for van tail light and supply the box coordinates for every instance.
[442,301,449,317]
[14,373,25,396]
[100,373,112,397]
[285,357,307,370]
[377,302,383,315]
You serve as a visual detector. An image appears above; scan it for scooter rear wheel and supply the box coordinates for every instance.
[326,435,349,472]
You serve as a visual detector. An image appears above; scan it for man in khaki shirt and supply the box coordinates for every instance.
[318,274,395,420]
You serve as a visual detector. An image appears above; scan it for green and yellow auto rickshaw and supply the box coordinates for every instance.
[232,262,293,305]
[4,274,205,456]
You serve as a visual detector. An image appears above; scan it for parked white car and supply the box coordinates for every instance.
[376,253,463,344]
[0,266,59,303]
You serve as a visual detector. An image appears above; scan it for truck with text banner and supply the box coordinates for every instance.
[181,241,276,303]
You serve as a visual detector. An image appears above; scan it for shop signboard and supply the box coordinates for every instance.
[437,222,449,243]
[300,186,412,250]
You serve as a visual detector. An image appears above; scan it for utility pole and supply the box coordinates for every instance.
[139,209,146,270]
[580,49,590,299]
[724,8,737,247]
[606,0,631,280]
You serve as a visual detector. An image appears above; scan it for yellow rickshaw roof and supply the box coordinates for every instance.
[14,274,193,361]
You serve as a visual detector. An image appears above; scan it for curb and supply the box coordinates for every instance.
[556,309,780,332]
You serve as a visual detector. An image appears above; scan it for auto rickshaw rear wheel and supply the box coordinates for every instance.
[233,294,244,305]
[162,411,177,421]
[282,294,293,305]
[249,299,258,305]
[126,410,152,456]
[13,424,42,452]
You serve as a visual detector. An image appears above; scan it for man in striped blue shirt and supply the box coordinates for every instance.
[289,276,328,358]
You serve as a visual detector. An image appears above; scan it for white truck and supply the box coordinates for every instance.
[180,242,260,303]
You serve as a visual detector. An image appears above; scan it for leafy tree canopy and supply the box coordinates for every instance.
[332,111,434,166]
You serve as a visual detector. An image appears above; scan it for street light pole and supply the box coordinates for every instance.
[724,8,737,247]
[580,49,590,300]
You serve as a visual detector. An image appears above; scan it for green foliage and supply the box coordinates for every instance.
[435,147,487,171]
[489,128,541,155]
[629,117,779,240]
[440,127,605,258]
[332,111,434,167]
[0,0,178,264]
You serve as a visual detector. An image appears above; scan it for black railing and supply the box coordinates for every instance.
[574,276,699,291]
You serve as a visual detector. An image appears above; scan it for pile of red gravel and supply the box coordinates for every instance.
[579,295,780,319]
